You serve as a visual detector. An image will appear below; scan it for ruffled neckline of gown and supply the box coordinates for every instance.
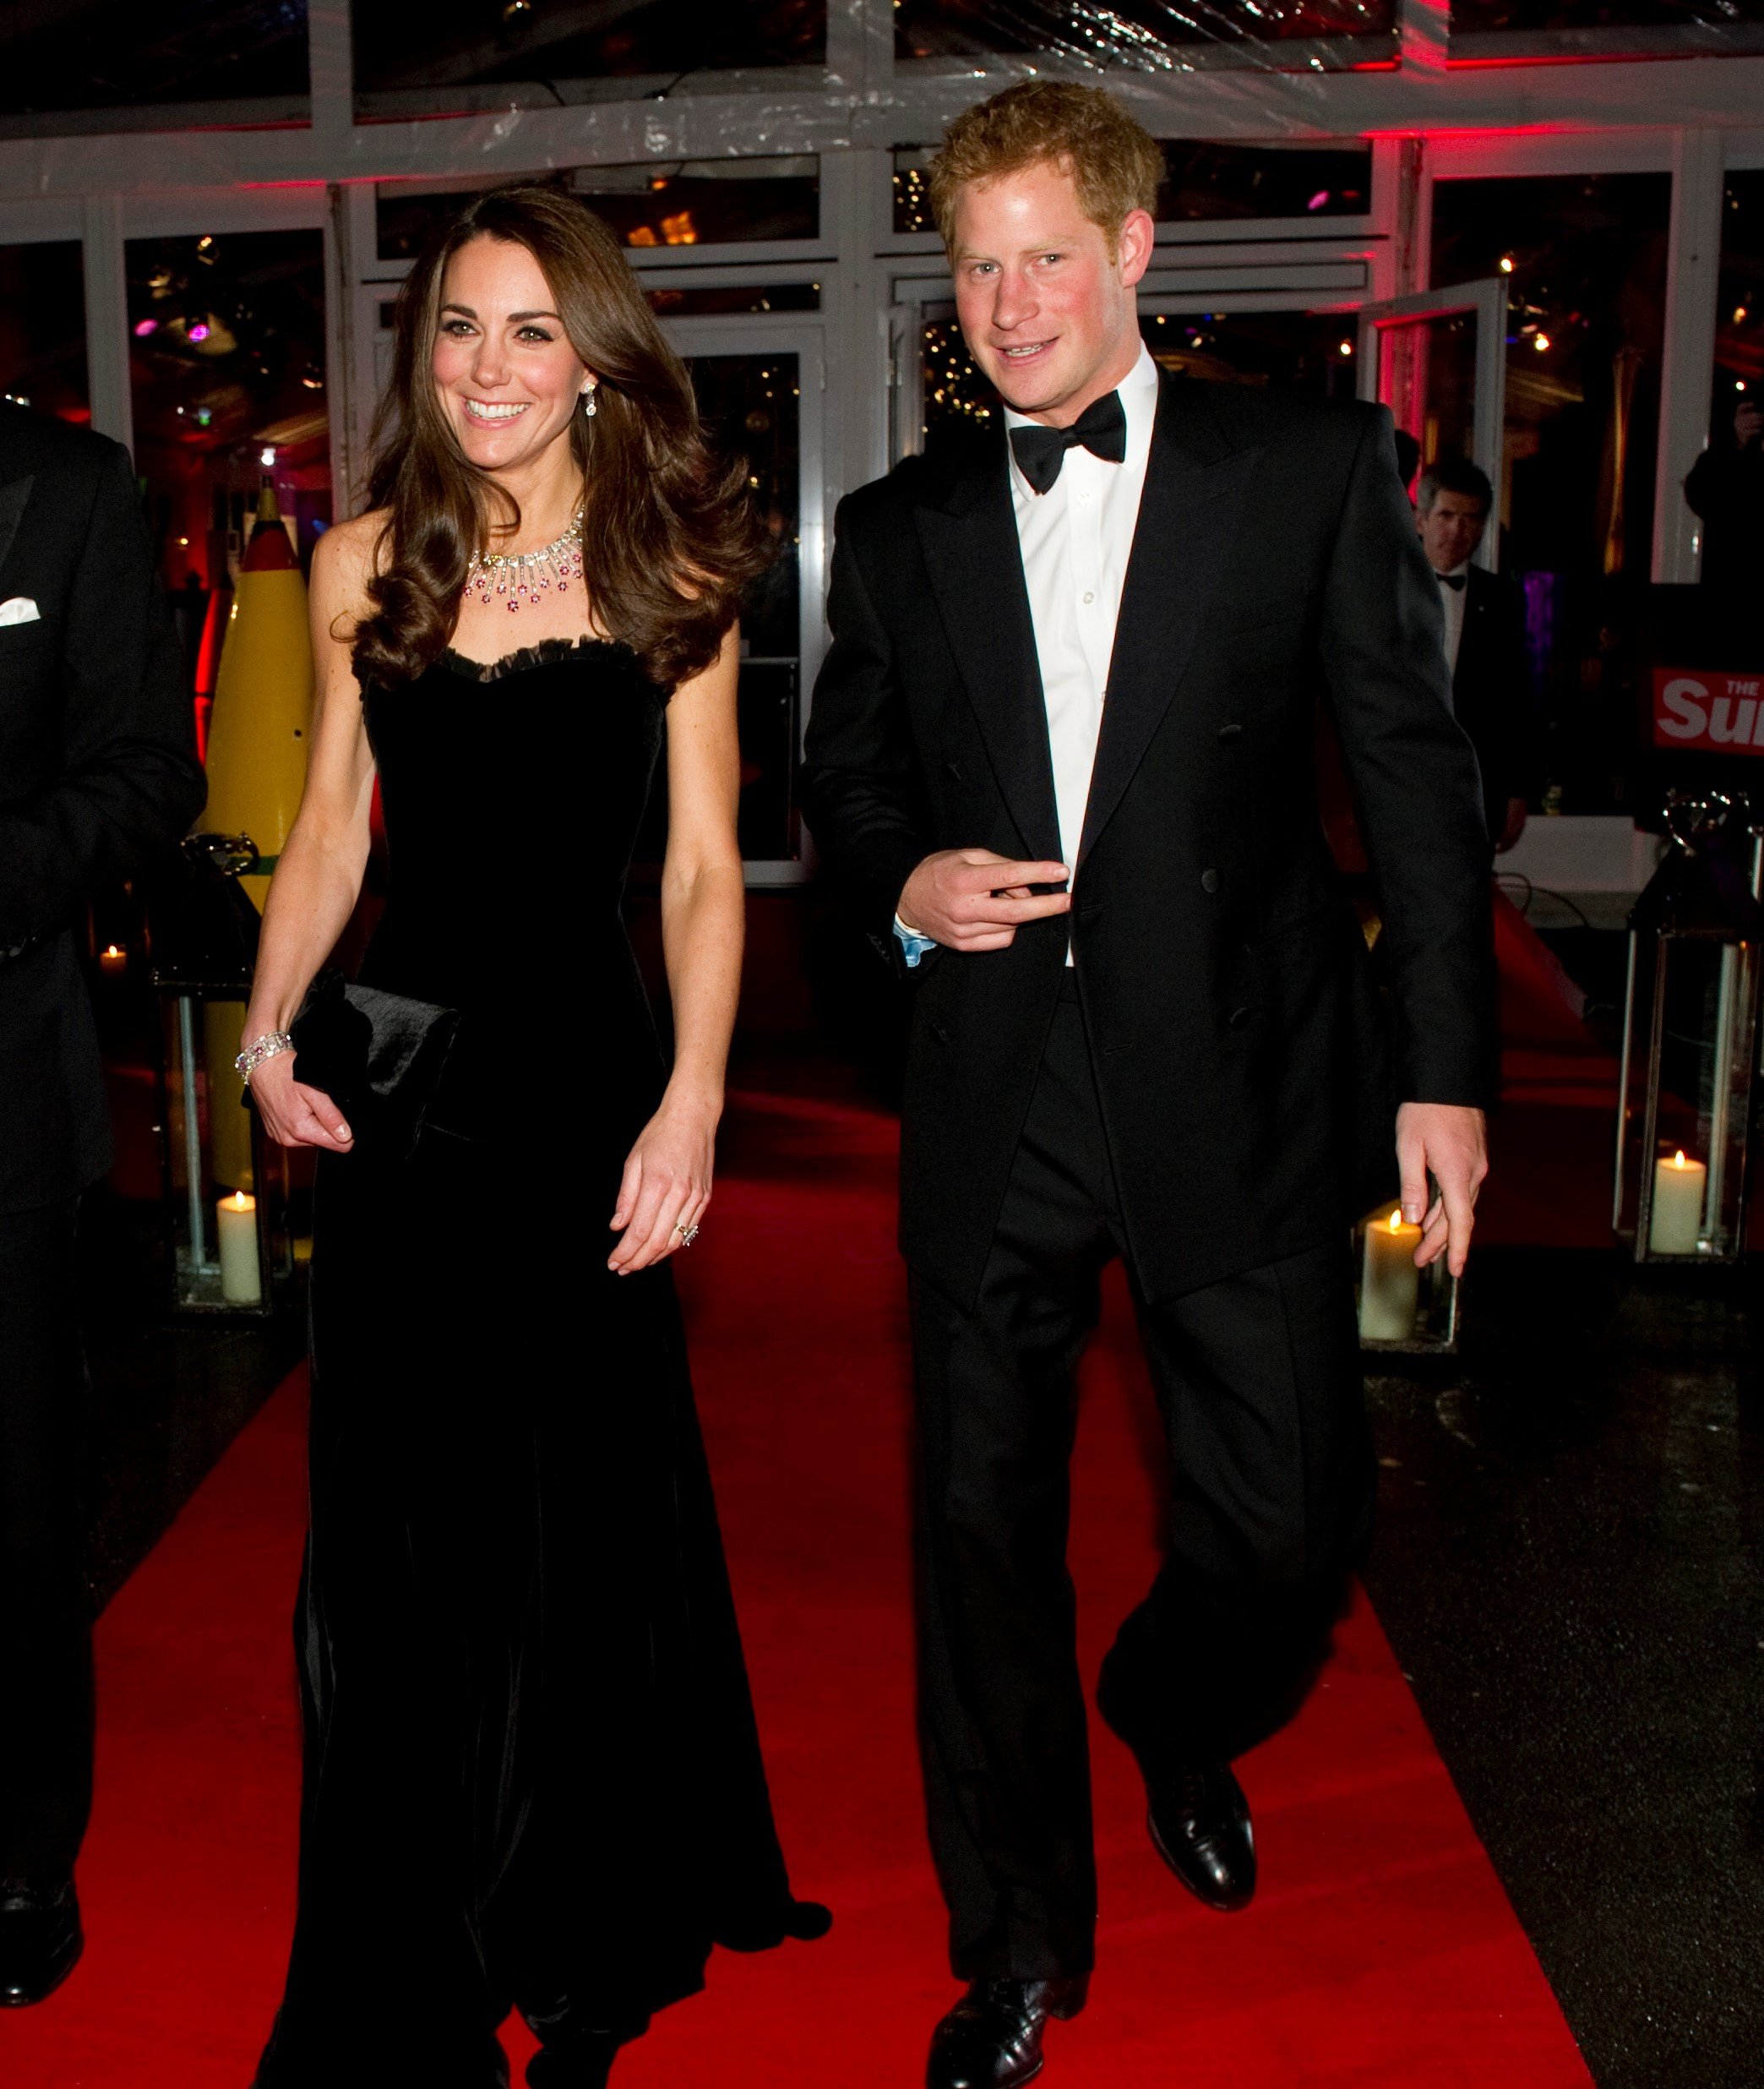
[438,635,628,683]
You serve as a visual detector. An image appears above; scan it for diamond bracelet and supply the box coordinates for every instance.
[235,1032,295,1086]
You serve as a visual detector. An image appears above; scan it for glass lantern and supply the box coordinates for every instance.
[1354,1201,1460,1355]
[1614,792,1764,1266]
[144,833,294,1316]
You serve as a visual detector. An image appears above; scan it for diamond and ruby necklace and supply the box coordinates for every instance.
[466,508,585,611]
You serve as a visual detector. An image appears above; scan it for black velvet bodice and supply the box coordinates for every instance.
[358,636,668,1148]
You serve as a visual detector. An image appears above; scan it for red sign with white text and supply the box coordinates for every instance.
[1652,668,1764,755]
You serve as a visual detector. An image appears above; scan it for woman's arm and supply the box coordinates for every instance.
[607,623,745,1274]
[241,519,381,1152]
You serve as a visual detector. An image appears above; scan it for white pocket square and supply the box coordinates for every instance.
[0,597,40,626]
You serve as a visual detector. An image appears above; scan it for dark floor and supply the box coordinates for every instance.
[1364,1250,1764,2088]
[75,1172,1764,2081]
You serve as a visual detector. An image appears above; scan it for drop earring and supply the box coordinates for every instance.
[580,384,597,419]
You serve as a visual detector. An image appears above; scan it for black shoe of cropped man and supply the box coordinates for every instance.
[927,1977,1088,2089]
[0,1878,83,2006]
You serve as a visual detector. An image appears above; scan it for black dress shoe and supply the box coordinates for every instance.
[1146,1760,1256,1912]
[0,1878,84,2006]
[926,1975,1088,2089]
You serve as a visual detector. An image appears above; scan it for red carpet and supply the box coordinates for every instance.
[3,1085,1592,2087]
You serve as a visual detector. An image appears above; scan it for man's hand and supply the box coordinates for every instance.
[1396,1100,1488,1278]
[898,848,1071,953]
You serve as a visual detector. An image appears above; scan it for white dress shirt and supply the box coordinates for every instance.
[1003,342,1162,876]
[1437,562,1470,675]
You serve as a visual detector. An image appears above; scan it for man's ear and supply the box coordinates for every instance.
[1117,208,1156,289]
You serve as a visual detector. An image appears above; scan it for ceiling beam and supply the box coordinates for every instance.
[4,50,1764,200]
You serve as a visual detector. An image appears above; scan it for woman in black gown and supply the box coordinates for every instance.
[238,186,826,2087]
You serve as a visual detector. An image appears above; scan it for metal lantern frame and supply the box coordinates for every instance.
[1614,793,1764,1268]
[144,832,294,1317]
[150,974,294,1316]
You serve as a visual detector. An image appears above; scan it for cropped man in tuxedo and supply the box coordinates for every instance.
[1415,455,1533,853]
[801,83,1494,2088]
[0,402,205,2004]
[1685,395,1764,600]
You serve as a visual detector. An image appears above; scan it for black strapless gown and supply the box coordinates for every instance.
[255,640,823,2089]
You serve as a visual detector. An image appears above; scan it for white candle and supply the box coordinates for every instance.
[98,943,126,978]
[1360,1205,1422,1342]
[216,1191,262,1305]
[1649,1148,1707,1256]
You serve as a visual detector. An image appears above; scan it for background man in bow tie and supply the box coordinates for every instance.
[802,81,1494,2089]
[0,401,204,2005]
[1414,455,1534,854]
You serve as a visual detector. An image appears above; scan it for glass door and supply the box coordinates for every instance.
[655,315,825,886]
[127,221,335,720]
[1354,281,1508,570]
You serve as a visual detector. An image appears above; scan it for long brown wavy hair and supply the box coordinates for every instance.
[352,183,767,692]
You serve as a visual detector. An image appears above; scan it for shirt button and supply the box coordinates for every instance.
[1082,591,1094,603]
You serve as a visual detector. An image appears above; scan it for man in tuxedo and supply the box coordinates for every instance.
[1414,455,1533,853]
[801,81,1494,2088]
[0,402,205,2004]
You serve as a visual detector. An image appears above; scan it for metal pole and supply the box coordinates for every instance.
[1614,927,1640,1235]
[1636,940,1671,1257]
[1705,943,1738,1244]
[177,994,209,1268]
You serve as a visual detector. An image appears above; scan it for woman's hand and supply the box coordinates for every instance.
[607,1087,717,1274]
[248,1050,355,1154]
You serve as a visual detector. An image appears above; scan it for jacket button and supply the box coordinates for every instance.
[1200,868,1220,894]
[1217,722,1244,742]
[945,759,964,783]
[930,1021,950,1045]
[1228,1005,1250,1030]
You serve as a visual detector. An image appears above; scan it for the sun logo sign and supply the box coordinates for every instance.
[1653,668,1764,755]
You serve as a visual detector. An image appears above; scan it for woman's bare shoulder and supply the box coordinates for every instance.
[314,507,390,581]
[310,509,390,630]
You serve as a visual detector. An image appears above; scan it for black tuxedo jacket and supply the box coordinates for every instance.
[1450,564,1532,843]
[801,373,1496,1311]
[0,405,206,1213]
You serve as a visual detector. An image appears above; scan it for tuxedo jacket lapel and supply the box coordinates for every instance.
[1079,377,1262,867]
[0,472,35,586]
[915,438,1063,867]
[1452,568,1489,700]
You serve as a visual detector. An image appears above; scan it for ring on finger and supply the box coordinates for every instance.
[675,1219,700,1247]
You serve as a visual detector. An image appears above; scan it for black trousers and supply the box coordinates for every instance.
[0,1197,93,1884]
[912,985,1374,1981]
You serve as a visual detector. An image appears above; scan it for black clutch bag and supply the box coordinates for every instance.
[285,970,460,1161]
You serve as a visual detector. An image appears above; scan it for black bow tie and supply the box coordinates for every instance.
[1009,392,1128,495]
[1437,570,1467,592]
